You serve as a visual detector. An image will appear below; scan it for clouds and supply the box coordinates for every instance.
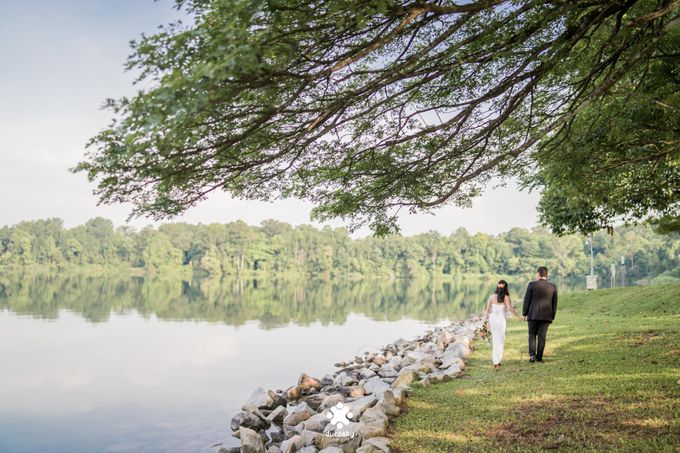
[0,0,540,238]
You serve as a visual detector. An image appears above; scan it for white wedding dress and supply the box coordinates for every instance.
[488,300,507,365]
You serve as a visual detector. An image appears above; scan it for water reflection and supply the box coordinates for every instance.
[0,273,547,326]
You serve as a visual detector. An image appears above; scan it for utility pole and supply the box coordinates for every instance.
[586,233,598,290]
[590,233,594,275]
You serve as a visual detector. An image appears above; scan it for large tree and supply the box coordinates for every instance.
[76,0,680,235]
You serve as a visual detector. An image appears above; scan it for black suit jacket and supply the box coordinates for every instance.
[522,279,557,322]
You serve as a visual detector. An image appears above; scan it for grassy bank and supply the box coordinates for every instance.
[392,284,680,452]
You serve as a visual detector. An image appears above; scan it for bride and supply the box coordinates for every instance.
[484,280,521,369]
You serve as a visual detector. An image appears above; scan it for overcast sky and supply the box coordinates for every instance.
[0,0,541,238]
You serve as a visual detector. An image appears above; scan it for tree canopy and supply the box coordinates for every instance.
[77,0,680,235]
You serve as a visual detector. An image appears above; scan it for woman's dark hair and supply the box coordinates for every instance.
[495,279,510,303]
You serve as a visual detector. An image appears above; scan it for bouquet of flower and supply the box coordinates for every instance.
[476,320,491,345]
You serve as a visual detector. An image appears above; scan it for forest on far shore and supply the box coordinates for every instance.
[0,218,678,283]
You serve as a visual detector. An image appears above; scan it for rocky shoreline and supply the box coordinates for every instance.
[222,314,484,453]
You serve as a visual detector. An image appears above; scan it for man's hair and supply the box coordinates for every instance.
[537,266,548,277]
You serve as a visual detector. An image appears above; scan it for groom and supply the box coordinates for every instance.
[522,266,557,362]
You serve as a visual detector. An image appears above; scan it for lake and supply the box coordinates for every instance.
[0,273,580,452]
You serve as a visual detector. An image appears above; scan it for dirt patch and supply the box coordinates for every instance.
[482,395,676,450]
[615,330,664,347]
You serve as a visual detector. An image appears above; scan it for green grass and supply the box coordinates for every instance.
[391,284,680,452]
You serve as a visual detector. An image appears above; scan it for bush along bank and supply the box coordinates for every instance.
[223,316,484,453]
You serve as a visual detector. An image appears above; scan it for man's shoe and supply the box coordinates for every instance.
[529,356,536,362]
[536,358,544,362]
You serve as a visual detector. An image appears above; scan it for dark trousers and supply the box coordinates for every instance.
[528,320,550,360]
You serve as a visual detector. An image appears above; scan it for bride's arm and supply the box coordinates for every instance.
[505,295,520,318]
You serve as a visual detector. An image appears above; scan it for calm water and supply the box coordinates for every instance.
[0,274,580,452]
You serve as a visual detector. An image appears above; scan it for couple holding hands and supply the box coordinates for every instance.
[483,266,558,369]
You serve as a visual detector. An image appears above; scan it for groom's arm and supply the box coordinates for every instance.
[522,283,532,317]
[552,287,558,320]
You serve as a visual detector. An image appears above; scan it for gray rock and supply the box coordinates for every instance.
[231,411,270,432]
[346,395,377,419]
[265,425,285,444]
[390,371,419,389]
[303,393,326,411]
[401,351,427,365]
[266,405,288,425]
[359,368,377,380]
[376,390,400,417]
[377,365,398,379]
[363,377,390,396]
[392,387,408,405]
[318,447,344,453]
[344,412,387,438]
[315,431,362,452]
[333,372,357,387]
[301,428,323,446]
[445,342,471,358]
[283,402,316,426]
[243,387,285,410]
[444,363,463,378]
[298,447,319,453]
[302,413,331,432]
[239,426,266,453]
[428,370,452,384]
[320,393,344,410]
[371,354,386,366]
[440,354,465,370]
[399,360,436,374]
[361,436,391,452]
[280,434,304,453]
[320,374,334,386]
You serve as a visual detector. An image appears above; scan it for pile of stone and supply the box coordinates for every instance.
[223,315,483,453]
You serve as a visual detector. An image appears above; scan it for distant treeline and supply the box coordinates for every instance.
[0,218,678,281]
